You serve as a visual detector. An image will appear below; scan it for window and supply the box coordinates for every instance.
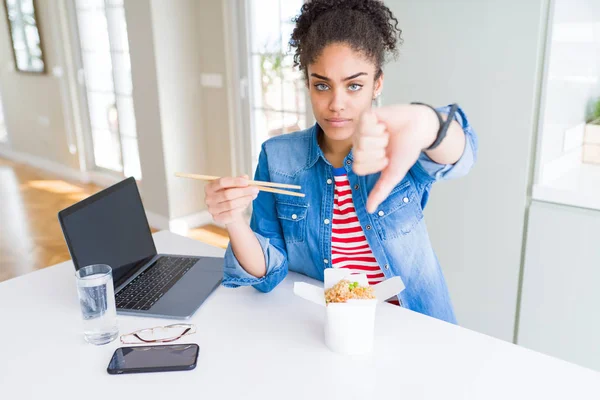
[74,0,141,179]
[246,0,308,170]
[4,0,46,73]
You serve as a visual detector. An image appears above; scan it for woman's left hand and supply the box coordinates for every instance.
[353,104,439,213]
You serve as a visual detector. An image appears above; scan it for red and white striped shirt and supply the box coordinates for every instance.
[330,169,400,306]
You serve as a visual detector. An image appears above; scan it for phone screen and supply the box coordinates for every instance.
[107,343,199,374]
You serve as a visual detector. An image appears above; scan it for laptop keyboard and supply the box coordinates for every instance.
[115,256,198,311]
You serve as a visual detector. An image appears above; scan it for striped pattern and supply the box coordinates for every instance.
[330,171,400,306]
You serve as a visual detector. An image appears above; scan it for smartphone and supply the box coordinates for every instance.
[107,343,199,375]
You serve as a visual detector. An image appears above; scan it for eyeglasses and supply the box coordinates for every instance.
[120,324,196,344]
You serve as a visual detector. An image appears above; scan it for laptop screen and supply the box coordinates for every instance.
[59,177,157,285]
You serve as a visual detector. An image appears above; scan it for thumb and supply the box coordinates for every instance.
[366,167,401,214]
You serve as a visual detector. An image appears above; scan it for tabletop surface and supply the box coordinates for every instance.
[1,230,598,399]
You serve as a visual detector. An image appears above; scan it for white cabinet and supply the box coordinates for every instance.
[518,200,600,371]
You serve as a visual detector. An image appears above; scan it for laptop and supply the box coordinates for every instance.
[58,177,223,320]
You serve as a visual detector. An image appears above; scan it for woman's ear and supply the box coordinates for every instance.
[373,72,384,100]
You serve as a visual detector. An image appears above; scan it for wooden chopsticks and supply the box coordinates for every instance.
[175,173,305,198]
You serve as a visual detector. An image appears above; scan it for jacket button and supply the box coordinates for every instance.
[403,197,409,203]
[384,264,389,270]
[354,184,359,190]
[366,225,372,230]
[378,210,384,217]
[324,259,329,264]
[291,214,297,220]
[346,159,351,165]
[324,219,330,225]
[327,179,332,184]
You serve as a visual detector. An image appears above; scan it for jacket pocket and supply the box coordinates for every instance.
[373,180,423,240]
[275,201,309,243]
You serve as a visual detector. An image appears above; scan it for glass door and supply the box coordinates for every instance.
[73,0,141,179]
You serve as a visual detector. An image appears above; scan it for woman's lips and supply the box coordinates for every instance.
[325,118,352,127]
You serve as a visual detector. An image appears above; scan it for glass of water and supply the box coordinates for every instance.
[75,264,119,345]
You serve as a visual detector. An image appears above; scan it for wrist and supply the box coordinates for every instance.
[411,104,440,150]
[225,219,248,231]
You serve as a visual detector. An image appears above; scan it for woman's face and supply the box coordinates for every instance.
[307,43,383,143]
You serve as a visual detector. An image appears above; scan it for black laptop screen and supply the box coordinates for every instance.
[59,177,157,285]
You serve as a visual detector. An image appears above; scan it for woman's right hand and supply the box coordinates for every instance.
[205,175,259,226]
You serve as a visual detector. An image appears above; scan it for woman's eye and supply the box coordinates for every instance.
[348,84,363,91]
[315,83,329,91]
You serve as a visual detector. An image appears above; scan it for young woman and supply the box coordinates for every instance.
[205,0,477,324]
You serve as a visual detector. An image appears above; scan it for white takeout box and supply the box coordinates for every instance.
[294,269,405,355]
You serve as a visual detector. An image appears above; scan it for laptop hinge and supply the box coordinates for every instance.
[114,256,157,289]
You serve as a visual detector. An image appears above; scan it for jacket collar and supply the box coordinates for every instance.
[307,123,354,170]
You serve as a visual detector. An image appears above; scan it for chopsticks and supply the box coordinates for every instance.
[175,173,305,198]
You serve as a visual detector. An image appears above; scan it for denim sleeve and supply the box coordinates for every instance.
[221,144,289,293]
[411,104,478,185]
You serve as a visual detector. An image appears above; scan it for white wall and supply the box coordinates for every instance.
[383,0,550,342]
[0,1,80,171]
[197,1,235,179]
[148,0,206,220]
[124,0,235,224]
[124,0,170,220]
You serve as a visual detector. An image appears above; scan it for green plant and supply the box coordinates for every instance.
[260,52,283,99]
[259,37,283,102]
[586,97,600,124]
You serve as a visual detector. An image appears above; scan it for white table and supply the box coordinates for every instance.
[1,231,598,399]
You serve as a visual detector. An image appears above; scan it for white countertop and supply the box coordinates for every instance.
[533,163,600,211]
[0,231,598,399]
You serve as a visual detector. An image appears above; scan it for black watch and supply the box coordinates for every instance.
[411,102,459,150]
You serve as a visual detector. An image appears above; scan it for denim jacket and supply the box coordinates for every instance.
[222,105,477,323]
